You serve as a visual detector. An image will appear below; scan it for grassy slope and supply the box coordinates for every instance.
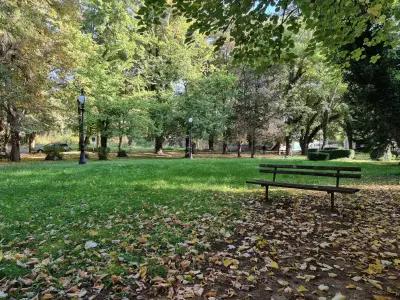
[0,157,399,278]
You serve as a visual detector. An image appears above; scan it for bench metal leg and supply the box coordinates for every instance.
[265,185,269,201]
[330,193,334,210]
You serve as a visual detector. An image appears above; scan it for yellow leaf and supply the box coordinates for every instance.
[394,259,400,266]
[346,284,357,289]
[139,266,147,279]
[223,258,238,268]
[247,275,256,282]
[297,285,308,293]
[373,296,392,300]
[0,250,3,262]
[365,259,383,275]
[270,260,279,269]
[256,239,268,249]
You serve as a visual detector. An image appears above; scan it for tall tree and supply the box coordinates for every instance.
[235,66,281,158]
[0,0,85,161]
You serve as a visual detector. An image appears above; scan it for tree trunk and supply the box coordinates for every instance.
[285,135,292,156]
[118,135,123,152]
[237,141,242,157]
[300,138,309,155]
[155,136,164,154]
[99,120,109,160]
[271,142,280,152]
[344,120,353,149]
[222,141,228,154]
[8,109,21,162]
[185,136,190,158]
[100,134,108,148]
[208,135,214,151]
[251,130,256,158]
[321,111,329,149]
[28,132,36,153]
[127,136,133,146]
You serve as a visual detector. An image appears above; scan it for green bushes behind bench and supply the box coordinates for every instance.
[307,149,355,161]
[308,152,330,161]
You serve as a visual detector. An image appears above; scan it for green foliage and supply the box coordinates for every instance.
[180,71,237,139]
[370,147,394,161]
[320,149,355,160]
[307,152,330,161]
[140,1,399,65]
[43,144,64,161]
[98,147,109,160]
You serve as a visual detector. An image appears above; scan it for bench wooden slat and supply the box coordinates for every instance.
[259,164,361,172]
[259,168,361,178]
[246,179,360,194]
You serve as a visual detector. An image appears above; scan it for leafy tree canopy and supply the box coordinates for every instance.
[140,0,399,64]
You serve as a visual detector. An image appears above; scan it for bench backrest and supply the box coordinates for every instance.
[259,164,361,187]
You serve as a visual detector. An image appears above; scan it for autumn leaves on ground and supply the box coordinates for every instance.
[0,158,399,299]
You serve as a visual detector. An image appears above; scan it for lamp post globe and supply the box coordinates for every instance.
[77,89,87,164]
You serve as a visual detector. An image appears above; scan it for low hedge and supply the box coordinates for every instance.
[320,149,355,160]
[307,152,330,161]
[307,149,355,160]
[307,148,319,153]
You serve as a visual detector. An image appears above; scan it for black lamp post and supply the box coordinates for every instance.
[77,89,87,164]
[188,117,193,159]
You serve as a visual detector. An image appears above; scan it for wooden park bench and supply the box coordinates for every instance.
[246,164,361,209]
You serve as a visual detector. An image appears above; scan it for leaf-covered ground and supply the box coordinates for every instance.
[0,158,399,299]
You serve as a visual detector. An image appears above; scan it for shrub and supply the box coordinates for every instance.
[320,149,354,160]
[44,144,63,161]
[98,147,109,160]
[307,152,330,161]
[117,150,128,157]
[307,148,319,153]
[370,147,393,161]
[323,147,339,151]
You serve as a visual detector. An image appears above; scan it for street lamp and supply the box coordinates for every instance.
[188,117,193,159]
[77,89,87,164]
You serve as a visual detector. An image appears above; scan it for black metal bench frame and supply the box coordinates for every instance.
[246,164,361,209]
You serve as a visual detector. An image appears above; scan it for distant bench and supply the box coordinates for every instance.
[246,164,361,209]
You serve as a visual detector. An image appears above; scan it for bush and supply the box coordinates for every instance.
[370,147,393,161]
[44,145,63,161]
[307,149,319,153]
[98,147,109,160]
[307,152,330,161]
[320,149,354,160]
[117,150,128,157]
[323,147,339,151]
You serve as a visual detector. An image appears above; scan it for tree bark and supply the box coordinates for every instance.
[299,138,309,155]
[7,108,21,162]
[285,135,292,156]
[28,132,36,153]
[100,134,108,148]
[155,136,164,154]
[208,135,214,151]
[344,120,353,149]
[99,120,109,160]
[222,141,228,154]
[237,141,242,157]
[127,136,133,146]
[118,135,123,152]
[184,136,190,158]
[250,129,256,158]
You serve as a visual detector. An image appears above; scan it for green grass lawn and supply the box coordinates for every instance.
[0,157,399,295]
